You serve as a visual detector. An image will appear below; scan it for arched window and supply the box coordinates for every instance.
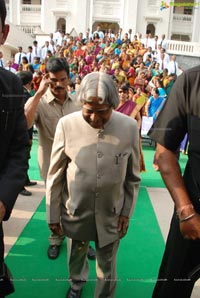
[146,24,155,36]
[57,18,66,33]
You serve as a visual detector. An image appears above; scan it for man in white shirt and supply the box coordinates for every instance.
[53,29,63,46]
[107,28,115,39]
[151,35,159,53]
[159,34,168,50]
[156,48,170,70]
[32,40,41,60]
[49,39,56,54]
[14,46,26,65]
[143,46,154,62]
[142,33,151,49]
[167,54,182,76]
[117,28,123,40]
[26,46,34,64]
[93,25,104,39]
[41,41,50,61]
[128,29,133,42]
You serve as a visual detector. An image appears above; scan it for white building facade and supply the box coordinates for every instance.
[2,0,200,63]
[4,0,200,42]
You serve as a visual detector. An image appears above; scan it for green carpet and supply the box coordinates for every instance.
[140,146,187,188]
[27,139,42,181]
[5,141,188,298]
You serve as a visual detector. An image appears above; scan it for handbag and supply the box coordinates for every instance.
[0,262,15,296]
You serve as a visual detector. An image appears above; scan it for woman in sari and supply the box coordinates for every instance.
[130,86,148,116]
[145,87,166,170]
[146,87,166,121]
[116,84,145,172]
[126,61,136,87]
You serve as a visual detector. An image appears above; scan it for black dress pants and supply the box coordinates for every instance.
[0,222,14,298]
[0,222,4,269]
[152,211,200,298]
[0,222,5,298]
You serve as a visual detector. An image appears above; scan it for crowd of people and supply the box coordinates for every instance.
[0,26,183,174]
[1,26,181,106]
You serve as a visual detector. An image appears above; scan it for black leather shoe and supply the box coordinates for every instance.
[20,188,32,196]
[25,180,37,186]
[87,246,96,260]
[0,263,14,298]
[66,287,82,298]
[47,245,60,259]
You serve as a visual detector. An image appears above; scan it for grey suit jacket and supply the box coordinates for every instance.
[46,110,140,248]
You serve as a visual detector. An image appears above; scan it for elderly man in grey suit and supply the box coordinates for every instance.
[46,72,140,298]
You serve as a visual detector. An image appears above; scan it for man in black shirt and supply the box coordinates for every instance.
[0,1,29,297]
[149,65,200,298]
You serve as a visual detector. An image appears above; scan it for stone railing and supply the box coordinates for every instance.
[167,40,200,57]
[17,25,41,36]
[173,13,193,23]
[21,4,41,13]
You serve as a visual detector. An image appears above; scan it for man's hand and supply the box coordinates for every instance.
[180,213,200,240]
[36,73,51,96]
[0,201,6,223]
[48,223,63,236]
[118,216,129,238]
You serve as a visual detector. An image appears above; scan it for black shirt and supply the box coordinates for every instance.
[148,65,200,203]
[0,68,29,220]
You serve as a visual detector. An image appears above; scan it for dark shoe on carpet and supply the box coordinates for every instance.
[47,245,60,259]
[0,263,15,298]
[66,287,82,298]
[87,246,96,260]
[20,188,32,196]
[25,180,37,186]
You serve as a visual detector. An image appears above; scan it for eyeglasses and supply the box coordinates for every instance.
[118,90,126,94]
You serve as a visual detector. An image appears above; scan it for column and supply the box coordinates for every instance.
[10,0,21,25]
[191,0,200,42]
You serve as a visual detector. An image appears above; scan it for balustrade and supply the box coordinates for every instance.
[21,4,41,13]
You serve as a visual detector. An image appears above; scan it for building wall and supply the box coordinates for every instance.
[4,0,200,48]
[177,55,200,70]
[122,0,138,35]
[70,0,88,34]
[192,1,200,42]
[136,0,171,38]
[2,21,34,64]
[41,0,57,34]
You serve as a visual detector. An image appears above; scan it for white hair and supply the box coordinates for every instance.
[76,72,119,108]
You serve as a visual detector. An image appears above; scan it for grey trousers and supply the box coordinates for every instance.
[67,238,120,298]
[48,230,64,246]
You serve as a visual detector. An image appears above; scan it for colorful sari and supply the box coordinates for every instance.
[116,100,136,115]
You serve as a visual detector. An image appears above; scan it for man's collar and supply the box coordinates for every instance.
[45,88,72,104]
